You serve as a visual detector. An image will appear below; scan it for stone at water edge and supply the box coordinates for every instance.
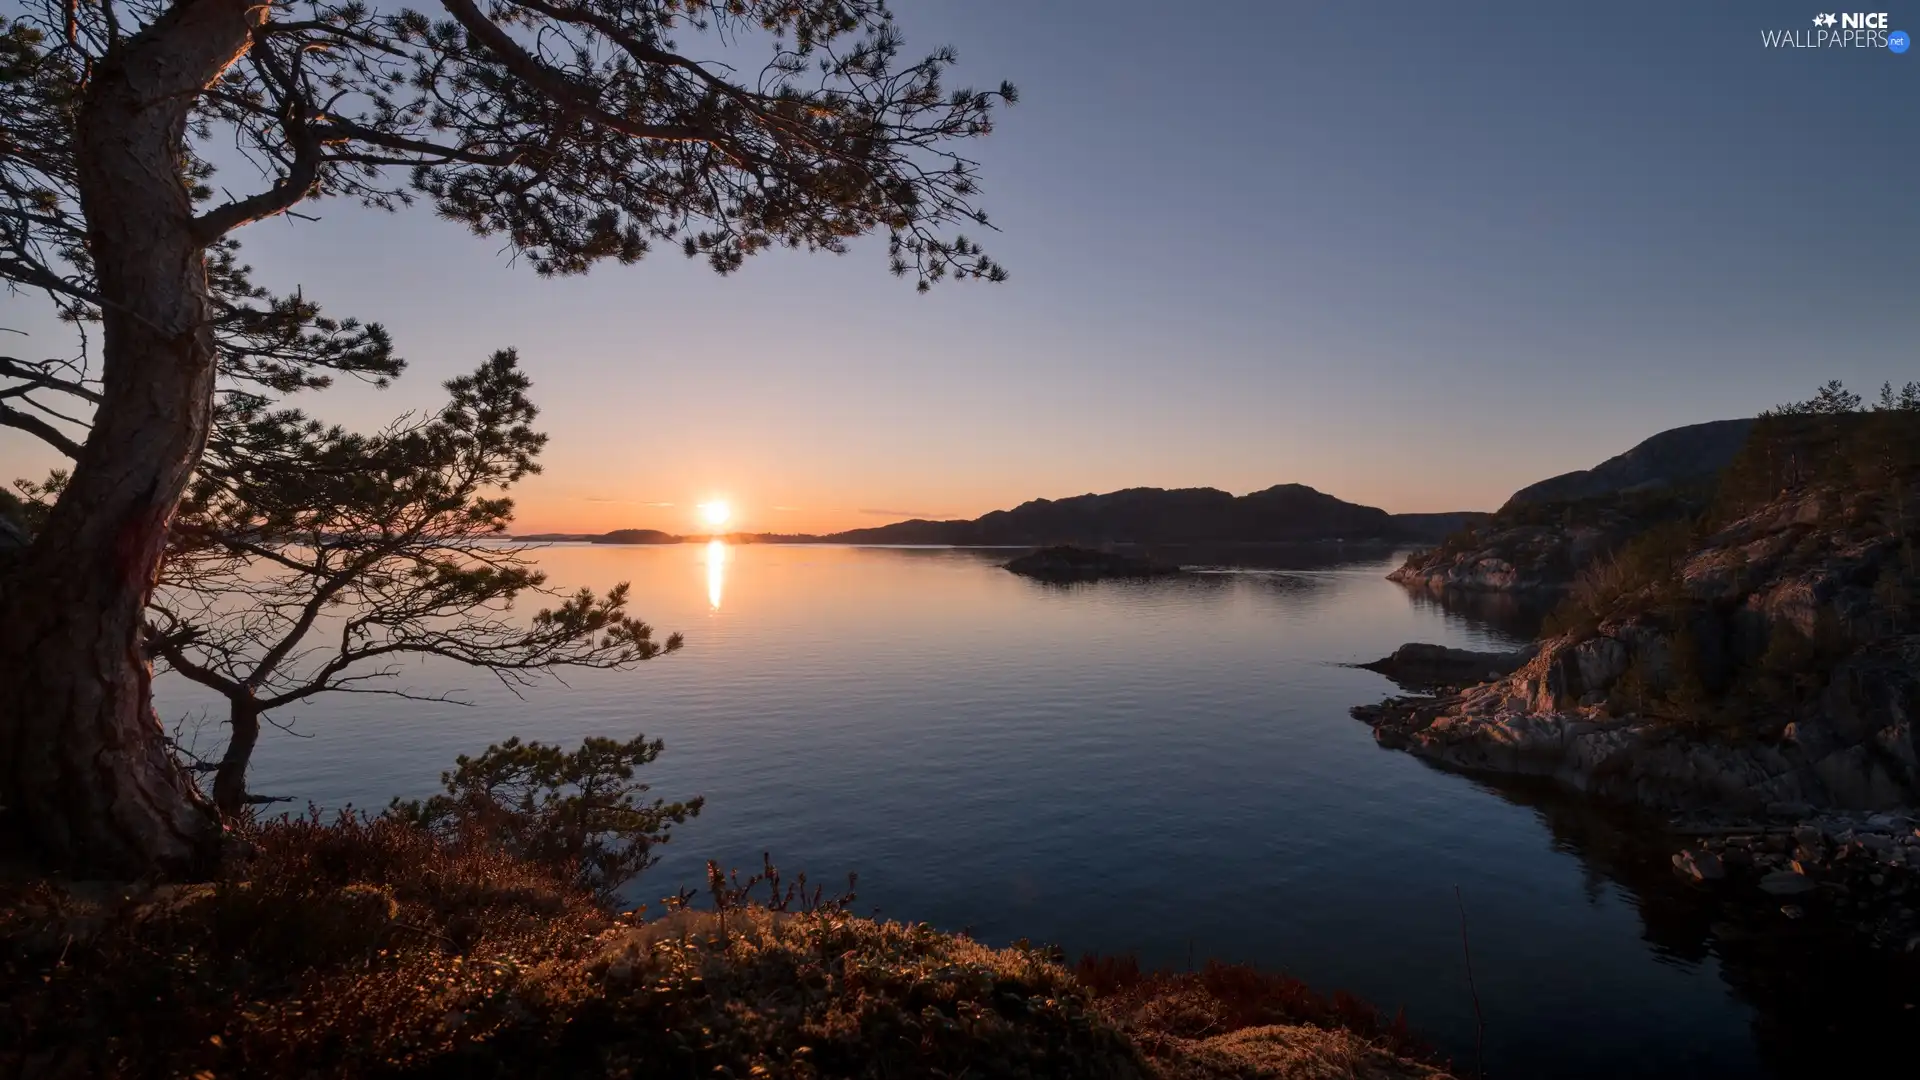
[1671,850,1725,882]
[1758,870,1820,897]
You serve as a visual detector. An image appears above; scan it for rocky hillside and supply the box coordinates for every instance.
[1361,407,1920,814]
[1388,488,1703,594]
[1388,419,1757,595]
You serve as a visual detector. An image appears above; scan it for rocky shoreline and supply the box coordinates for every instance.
[1358,406,1920,961]
[1667,810,1920,953]
[1350,647,1920,953]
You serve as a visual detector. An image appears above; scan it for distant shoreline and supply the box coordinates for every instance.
[510,485,1487,549]
[507,535,1419,549]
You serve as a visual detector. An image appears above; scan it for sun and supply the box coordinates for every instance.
[698,500,732,528]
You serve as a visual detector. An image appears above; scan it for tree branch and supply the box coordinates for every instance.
[0,355,103,404]
[191,29,323,241]
[436,0,725,146]
[313,124,522,168]
[0,400,84,458]
[147,627,244,697]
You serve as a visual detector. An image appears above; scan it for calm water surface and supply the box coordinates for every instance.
[156,544,1905,1078]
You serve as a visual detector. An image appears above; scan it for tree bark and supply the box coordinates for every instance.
[212,699,261,819]
[0,0,262,877]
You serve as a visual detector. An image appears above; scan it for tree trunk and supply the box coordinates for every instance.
[0,1,262,877]
[212,700,262,819]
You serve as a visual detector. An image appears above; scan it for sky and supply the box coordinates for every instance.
[2,1,1915,535]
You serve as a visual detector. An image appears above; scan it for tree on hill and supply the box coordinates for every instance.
[1720,379,1920,513]
[1765,379,1865,417]
[0,0,1011,875]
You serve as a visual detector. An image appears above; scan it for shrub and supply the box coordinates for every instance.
[0,809,614,1078]
[388,734,702,907]
[1872,559,1919,634]
[1541,519,1696,637]
[1757,622,1820,704]
[1607,654,1656,716]
[1656,626,1717,731]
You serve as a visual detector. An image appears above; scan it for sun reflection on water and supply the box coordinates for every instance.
[705,539,728,610]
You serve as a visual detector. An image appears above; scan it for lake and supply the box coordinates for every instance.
[154,542,1909,1078]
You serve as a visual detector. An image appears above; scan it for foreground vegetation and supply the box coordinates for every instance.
[2,809,1445,1080]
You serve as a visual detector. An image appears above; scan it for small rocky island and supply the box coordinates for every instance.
[1003,545,1183,581]
[592,528,682,545]
[1354,642,1537,691]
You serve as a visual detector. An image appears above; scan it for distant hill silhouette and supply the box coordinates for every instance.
[1384,512,1486,541]
[764,485,1481,546]
[1502,419,1755,509]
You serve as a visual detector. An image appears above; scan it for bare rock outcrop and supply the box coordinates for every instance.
[1388,493,1701,595]
[1357,619,1919,814]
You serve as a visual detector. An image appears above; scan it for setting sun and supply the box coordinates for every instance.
[698,500,732,528]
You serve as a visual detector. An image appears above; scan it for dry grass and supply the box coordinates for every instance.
[2,810,613,1077]
[1,814,1451,1079]
[1145,1026,1454,1080]
[1076,954,1441,1079]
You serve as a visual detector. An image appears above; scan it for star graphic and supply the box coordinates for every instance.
[1821,13,1838,26]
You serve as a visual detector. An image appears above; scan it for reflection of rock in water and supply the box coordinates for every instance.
[1451,770,1916,1079]
[1399,584,1551,642]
